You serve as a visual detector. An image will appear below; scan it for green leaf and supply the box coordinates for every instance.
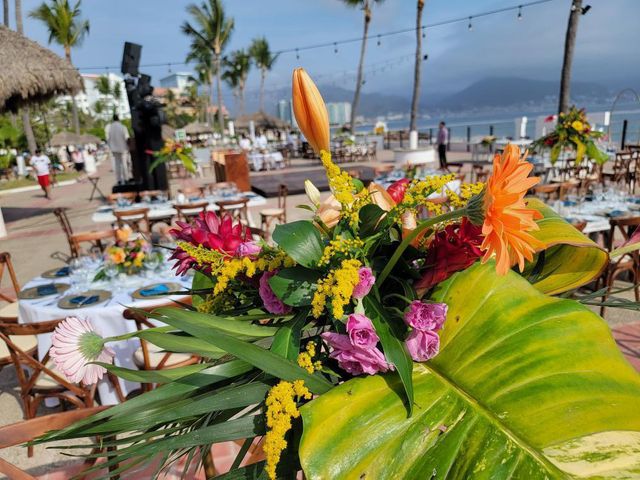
[94,362,210,384]
[191,270,214,308]
[300,262,640,479]
[272,221,324,268]
[358,204,386,236]
[152,308,334,394]
[524,198,608,294]
[268,267,321,306]
[550,142,562,163]
[271,308,309,361]
[363,295,414,416]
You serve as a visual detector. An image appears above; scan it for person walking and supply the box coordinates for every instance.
[437,121,449,170]
[30,148,52,199]
[107,114,130,185]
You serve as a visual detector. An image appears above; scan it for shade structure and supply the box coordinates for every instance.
[161,124,176,140]
[50,131,100,146]
[0,26,83,112]
[184,122,214,135]
[235,111,289,130]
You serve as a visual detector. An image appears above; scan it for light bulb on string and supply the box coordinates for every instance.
[296,48,300,60]
[517,5,522,20]
[468,16,473,31]
[377,35,381,46]
[168,63,172,73]
[334,42,338,54]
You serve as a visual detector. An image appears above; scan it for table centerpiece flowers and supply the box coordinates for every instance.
[94,228,154,279]
[533,106,609,164]
[39,70,640,480]
[150,138,197,174]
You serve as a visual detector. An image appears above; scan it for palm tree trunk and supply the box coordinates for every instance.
[65,47,81,134]
[259,68,266,113]
[558,0,582,115]
[208,69,215,126]
[350,1,371,133]
[409,0,425,133]
[239,86,245,117]
[3,0,9,27]
[15,0,36,153]
[214,56,225,134]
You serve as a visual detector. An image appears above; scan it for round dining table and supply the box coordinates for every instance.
[18,268,192,405]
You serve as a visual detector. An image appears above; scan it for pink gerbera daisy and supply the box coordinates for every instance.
[50,317,115,385]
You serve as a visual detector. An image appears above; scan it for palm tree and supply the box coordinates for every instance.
[29,0,90,134]
[223,49,251,115]
[249,37,277,113]
[341,0,385,132]
[187,40,216,126]
[95,75,114,117]
[558,0,583,114]
[222,64,240,116]
[182,0,234,134]
[14,0,37,153]
[409,0,425,133]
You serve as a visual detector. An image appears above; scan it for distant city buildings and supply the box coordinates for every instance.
[159,72,195,93]
[277,99,297,128]
[327,102,351,126]
[58,73,131,121]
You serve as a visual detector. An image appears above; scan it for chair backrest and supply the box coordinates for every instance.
[278,184,288,211]
[534,183,560,200]
[0,320,91,400]
[175,201,209,222]
[122,302,197,375]
[114,208,150,234]
[0,406,109,480]
[216,198,249,223]
[249,226,268,241]
[107,192,137,205]
[139,189,170,201]
[0,252,20,304]
[53,208,79,257]
[608,216,640,252]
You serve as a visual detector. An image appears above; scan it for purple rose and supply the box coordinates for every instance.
[352,267,375,299]
[321,332,390,376]
[346,313,379,350]
[259,270,291,315]
[404,301,447,332]
[405,329,440,362]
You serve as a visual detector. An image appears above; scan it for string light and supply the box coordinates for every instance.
[295,48,299,60]
[468,16,473,31]
[334,42,338,54]
[517,5,523,19]
[377,35,381,46]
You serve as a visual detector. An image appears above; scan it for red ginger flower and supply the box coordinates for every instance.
[415,219,483,292]
[386,178,410,204]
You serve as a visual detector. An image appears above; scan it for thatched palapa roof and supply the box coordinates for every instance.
[235,111,289,130]
[50,131,100,146]
[0,26,83,112]
[184,122,214,135]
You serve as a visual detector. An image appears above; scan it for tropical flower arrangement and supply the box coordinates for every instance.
[533,106,609,164]
[37,70,640,479]
[94,228,153,279]
[149,138,197,173]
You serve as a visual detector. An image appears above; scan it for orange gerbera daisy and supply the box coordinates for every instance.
[480,144,544,275]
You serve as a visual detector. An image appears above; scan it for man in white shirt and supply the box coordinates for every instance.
[30,148,52,199]
[238,134,251,151]
[106,114,130,185]
[255,131,268,150]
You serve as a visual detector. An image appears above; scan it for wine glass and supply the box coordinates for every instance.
[68,258,87,294]
[144,251,162,278]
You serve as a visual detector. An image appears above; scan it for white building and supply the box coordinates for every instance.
[58,73,131,120]
[327,102,351,126]
[276,99,297,128]
[159,72,194,93]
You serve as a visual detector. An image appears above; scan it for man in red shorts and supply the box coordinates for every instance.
[30,148,52,199]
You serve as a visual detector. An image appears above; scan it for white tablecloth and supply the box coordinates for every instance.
[553,200,640,234]
[92,192,267,226]
[247,152,285,171]
[18,271,192,405]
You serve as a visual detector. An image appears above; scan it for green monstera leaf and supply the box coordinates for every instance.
[299,262,640,479]
[524,198,608,295]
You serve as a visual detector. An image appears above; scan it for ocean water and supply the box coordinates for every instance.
[355,102,640,147]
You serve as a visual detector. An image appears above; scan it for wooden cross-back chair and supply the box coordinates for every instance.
[260,184,288,237]
[175,201,209,222]
[216,198,250,224]
[0,406,117,480]
[114,208,151,234]
[0,319,97,456]
[598,216,640,316]
[53,208,115,258]
[123,303,199,393]
[533,183,561,202]
[0,252,20,323]
[106,192,137,205]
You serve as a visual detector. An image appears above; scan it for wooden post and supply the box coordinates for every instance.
[621,119,628,150]
[466,126,471,152]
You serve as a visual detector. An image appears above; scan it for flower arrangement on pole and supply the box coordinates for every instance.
[38,69,640,479]
[149,138,197,173]
[533,106,609,164]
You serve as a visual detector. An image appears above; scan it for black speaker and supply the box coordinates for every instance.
[121,42,142,76]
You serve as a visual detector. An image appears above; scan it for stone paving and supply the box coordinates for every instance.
[0,153,639,478]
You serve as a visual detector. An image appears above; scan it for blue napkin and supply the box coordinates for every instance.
[37,284,58,296]
[139,284,170,297]
[70,295,99,306]
[608,210,625,218]
[55,266,70,277]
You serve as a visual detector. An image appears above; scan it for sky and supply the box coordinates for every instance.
[10,0,640,104]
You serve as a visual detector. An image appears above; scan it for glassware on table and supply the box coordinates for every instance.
[104,261,121,293]
[143,250,162,278]
[68,258,87,294]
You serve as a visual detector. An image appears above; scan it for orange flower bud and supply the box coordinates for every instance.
[292,68,330,154]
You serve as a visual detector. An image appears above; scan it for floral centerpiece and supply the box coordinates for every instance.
[533,106,609,164]
[150,138,197,173]
[94,228,152,279]
[38,70,640,479]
